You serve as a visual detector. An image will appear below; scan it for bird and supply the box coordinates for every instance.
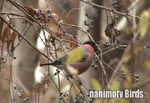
[40,41,97,76]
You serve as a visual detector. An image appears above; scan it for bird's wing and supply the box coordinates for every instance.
[64,46,88,64]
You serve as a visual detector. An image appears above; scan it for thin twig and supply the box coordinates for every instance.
[107,31,140,88]
[7,0,61,41]
[80,0,140,19]
[63,8,80,21]
[0,16,51,60]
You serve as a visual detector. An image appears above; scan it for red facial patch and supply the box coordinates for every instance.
[84,44,94,54]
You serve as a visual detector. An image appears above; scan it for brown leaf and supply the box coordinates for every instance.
[24,5,37,16]
[70,35,77,49]
[6,27,13,47]
[48,13,61,36]
[10,31,17,52]
[11,31,17,41]
[105,21,121,43]
[1,26,11,42]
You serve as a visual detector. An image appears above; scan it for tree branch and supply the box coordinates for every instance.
[0,16,51,61]
[80,0,140,19]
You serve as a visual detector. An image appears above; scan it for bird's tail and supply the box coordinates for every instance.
[40,62,54,66]
[40,60,62,66]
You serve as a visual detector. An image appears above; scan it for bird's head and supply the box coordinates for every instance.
[83,41,98,52]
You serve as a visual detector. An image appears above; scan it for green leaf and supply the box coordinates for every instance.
[145,60,150,71]
[91,79,102,103]
[140,11,150,38]
[91,78,102,91]
[108,79,119,90]
[110,98,130,103]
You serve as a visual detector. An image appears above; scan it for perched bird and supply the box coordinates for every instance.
[40,41,97,76]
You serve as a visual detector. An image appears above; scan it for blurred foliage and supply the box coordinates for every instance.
[110,98,130,103]
[91,78,102,91]
[145,60,150,71]
[0,0,150,103]
[140,10,150,38]
[108,79,119,90]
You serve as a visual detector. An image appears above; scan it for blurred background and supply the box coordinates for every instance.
[0,0,150,103]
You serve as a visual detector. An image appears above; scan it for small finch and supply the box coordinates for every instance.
[40,41,97,75]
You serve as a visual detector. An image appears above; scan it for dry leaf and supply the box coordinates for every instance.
[105,21,121,43]
[24,5,37,16]
[10,31,17,52]
[6,28,13,49]
[70,35,77,49]
[48,13,61,36]
[1,26,11,42]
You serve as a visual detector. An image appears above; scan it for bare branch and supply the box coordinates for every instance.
[0,16,51,61]
[80,0,140,19]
